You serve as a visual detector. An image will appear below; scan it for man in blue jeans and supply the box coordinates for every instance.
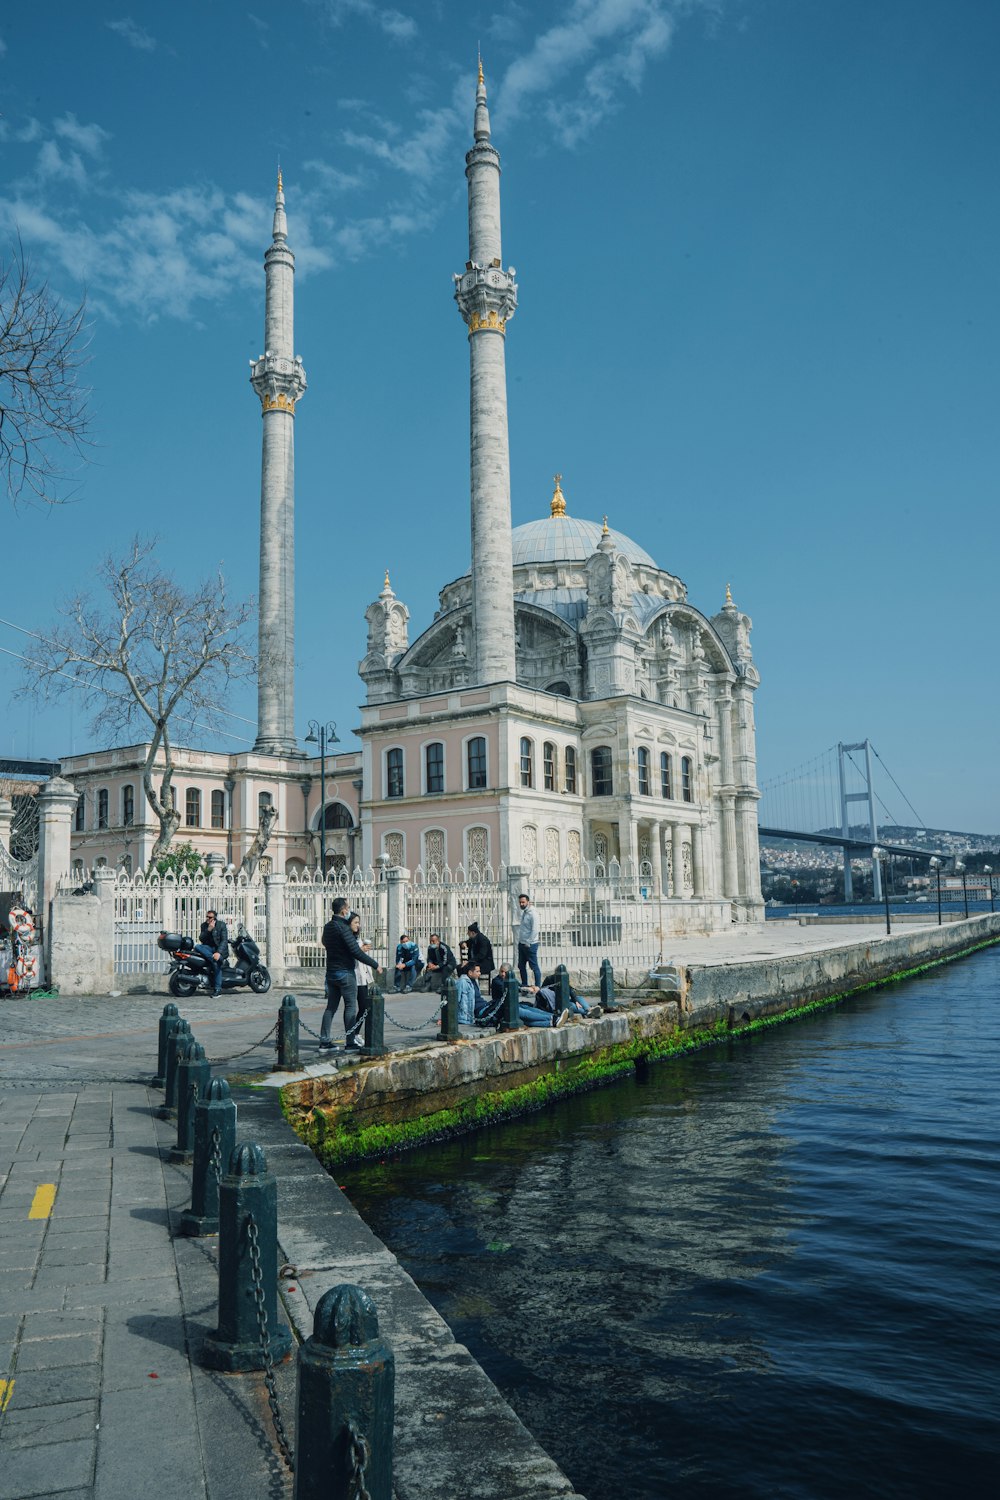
[194,910,228,997]
[517,893,541,987]
[319,895,381,1052]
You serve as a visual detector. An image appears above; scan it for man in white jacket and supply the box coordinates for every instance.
[517,893,541,987]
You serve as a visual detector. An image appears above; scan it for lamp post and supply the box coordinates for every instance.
[872,846,891,935]
[985,864,995,915]
[954,860,968,919]
[929,856,942,926]
[304,720,340,875]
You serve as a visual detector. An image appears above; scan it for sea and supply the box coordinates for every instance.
[347,945,1000,1499]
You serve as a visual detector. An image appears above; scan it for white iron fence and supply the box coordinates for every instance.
[282,869,387,971]
[109,870,267,975]
[0,843,39,914]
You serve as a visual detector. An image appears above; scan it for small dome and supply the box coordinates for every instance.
[511,515,656,568]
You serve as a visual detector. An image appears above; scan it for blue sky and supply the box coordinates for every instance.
[1,0,997,832]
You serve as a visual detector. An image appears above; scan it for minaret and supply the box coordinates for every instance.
[453,61,518,685]
[250,171,307,755]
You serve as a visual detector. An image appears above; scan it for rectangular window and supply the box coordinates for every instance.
[467,736,487,790]
[186,788,201,827]
[543,742,556,791]
[661,752,672,799]
[591,747,613,797]
[386,748,404,799]
[681,756,694,802]
[564,747,577,795]
[520,738,533,789]
[75,793,85,832]
[425,742,444,794]
[122,785,134,826]
[97,789,109,829]
[637,748,650,797]
[211,789,225,829]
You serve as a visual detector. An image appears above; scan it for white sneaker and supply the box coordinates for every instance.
[554,1009,571,1028]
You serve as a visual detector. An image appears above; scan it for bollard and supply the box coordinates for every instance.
[364,982,386,1058]
[202,1142,292,1372]
[170,1040,212,1164]
[152,1003,180,1088]
[180,1078,237,1237]
[555,963,571,1014]
[276,994,300,1071]
[294,1284,394,1500]
[501,972,522,1031]
[159,1019,192,1118]
[436,976,459,1042]
[600,957,619,1012]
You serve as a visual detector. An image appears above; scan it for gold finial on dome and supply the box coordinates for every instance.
[550,474,567,518]
[384,568,391,590]
[478,52,484,86]
[277,166,283,194]
[725,582,733,605]
[602,515,610,536]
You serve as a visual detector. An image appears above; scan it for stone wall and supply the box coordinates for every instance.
[49,887,115,995]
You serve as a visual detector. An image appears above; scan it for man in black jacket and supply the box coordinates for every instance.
[422,933,456,994]
[320,895,382,1052]
[195,910,229,997]
[464,922,494,990]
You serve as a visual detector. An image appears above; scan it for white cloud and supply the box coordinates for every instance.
[54,114,112,156]
[247,13,269,47]
[37,141,90,191]
[106,17,158,51]
[318,1,418,43]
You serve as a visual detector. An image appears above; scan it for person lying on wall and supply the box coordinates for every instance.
[529,974,603,1023]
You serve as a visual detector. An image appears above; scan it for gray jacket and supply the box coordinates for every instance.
[518,904,539,945]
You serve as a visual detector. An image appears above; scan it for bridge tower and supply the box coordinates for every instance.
[838,740,881,902]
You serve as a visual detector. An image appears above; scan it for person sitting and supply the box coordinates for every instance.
[419,933,457,994]
[535,972,601,1020]
[455,962,481,1024]
[392,932,421,993]
[464,922,494,989]
[490,962,511,1007]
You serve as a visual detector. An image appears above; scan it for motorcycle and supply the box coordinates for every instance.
[158,925,272,999]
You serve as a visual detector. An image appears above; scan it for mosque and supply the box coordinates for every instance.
[62,67,764,923]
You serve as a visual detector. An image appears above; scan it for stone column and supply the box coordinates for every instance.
[648,820,663,895]
[264,872,286,987]
[386,866,410,965]
[36,776,79,980]
[671,823,686,898]
[625,817,640,879]
[0,796,12,853]
[715,688,740,899]
[691,823,706,897]
[251,174,306,756]
[454,68,518,686]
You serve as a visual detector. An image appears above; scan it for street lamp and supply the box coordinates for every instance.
[929,856,943,926]
[985,864,995,915]
[304,720,340,875]
[954,860,968,920]
[872,846,891,935]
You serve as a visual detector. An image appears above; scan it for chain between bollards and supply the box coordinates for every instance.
[346,1421,372,1500]
[247,1213,295,1473]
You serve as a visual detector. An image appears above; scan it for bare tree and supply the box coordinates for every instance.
[241,802,278,878]
[0,237,91,506]
[21,538,255,864]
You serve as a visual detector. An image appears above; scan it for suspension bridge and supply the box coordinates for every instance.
[757,740,948,900]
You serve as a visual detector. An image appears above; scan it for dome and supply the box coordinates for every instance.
[511,515,656,568]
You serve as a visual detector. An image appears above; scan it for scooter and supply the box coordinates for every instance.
[158,925,272,999]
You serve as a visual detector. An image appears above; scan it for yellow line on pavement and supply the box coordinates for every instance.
[27,1184,56,1220]
[0,1379,13,1412]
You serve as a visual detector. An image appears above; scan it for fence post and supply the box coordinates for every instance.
[294,1284,394,1500]
[600,957,618,1011]
[364,981,386,1058]
[170,1041,212,1164]
[385,866,410,968]
[437,976,459,1042]
[506,865,530,959]
[264,872,287,988]
[501,971,521,1031]
[160,1019,192,1117]
[202,1142,292,1372]
[152,1003,180,1088]
[180,1078,237,1237]
[35,775,79,984]
[276,995,300,1071]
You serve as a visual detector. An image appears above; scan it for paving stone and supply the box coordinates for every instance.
[0,1396,98,1448]
[0,1436,95,1498]
[20,1310,103,1341]
[32,1263,107,1289]
[96,1384,205,1499]
[45,1216,109,1238]
[14,1332,102,1369]
[6,1362,102,1409]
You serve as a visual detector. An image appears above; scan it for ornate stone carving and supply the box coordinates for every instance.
[522,824,538,868]
[454,262,517,333]
[250,352,306,414]
[384,832,403,868]
[545,827,560,870]
[467,826,489,871]
[424,829,445,874]
[682,842,693,890]
[567,829,582,870]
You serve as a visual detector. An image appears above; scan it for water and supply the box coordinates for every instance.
[765,900,994,918]
[347,947,1000,1499]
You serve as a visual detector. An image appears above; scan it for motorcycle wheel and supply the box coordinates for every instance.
[248,966,271,994]
[169,973,198,998]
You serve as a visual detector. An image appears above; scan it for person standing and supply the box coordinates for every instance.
[194,909,228,997]
[320,896,380,1052]
[350,912,374,1038]
[465,922,494,990]
[517,893,541,987]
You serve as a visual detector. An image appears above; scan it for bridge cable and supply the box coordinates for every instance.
[869,744,926,829]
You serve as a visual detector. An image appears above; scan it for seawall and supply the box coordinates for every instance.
[280,914,1000,1167]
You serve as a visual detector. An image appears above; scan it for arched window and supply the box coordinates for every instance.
[186,788,201,827]
[423,828,445,872]
[467,736,487,790]
[384,831,404,867]
[660,752,672,799]
[322,802,353,830]
[590,746,613,797]
[520,737,533,788]
[466,825,489,870]
[386,748,404,799]
[564,746,578,794]
[543,741,556,791]
[425,742,444,794]
[97,788,109,829]
[637,747,650,797]
[75,793,85,832]
[211,789,226,829]
[122,784,135,827]
[681,756,694,802]
[546,680,572,696]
